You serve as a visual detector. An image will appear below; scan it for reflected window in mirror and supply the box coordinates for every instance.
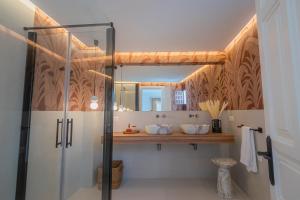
[175,90,187,105]
[140,87,169,111]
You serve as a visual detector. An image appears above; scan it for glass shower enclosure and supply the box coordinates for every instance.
[15,23,115,200]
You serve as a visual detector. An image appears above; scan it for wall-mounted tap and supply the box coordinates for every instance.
[190,144,198,151]
[156,114,167,118]
[189,114,199,118]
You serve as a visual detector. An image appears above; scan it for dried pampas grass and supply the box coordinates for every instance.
[199,100,228,119]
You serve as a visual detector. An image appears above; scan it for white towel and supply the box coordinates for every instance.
[240,126,258,173]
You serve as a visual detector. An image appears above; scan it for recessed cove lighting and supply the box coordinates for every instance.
[19,0,36,11]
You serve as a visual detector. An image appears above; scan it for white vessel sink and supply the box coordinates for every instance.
[180,124,210,134]
[145,124,172,135]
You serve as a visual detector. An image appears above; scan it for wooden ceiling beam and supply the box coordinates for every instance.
[115,51,226,65]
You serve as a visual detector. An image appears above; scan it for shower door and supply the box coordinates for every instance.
[22,30,68,200]
[16,25,115,200]
[63,26,114,200]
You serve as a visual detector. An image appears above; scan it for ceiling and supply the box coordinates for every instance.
[32,0,256,52]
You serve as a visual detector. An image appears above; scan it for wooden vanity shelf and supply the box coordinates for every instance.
[111,132,234,144]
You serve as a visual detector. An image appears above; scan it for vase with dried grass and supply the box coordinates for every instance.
[199,100,228,133]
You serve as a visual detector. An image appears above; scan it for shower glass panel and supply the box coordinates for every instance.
[22,25,114,200]
[63,27,109,200]
[25,30,67,200]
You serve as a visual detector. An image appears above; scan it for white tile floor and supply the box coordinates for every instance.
[68,179,250,200]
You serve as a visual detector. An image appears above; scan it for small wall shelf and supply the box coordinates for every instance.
[111,132,235,144]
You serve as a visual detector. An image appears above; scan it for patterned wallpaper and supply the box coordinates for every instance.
[32,9,105,111]
[183,19,263,110]
[31,8,262,111]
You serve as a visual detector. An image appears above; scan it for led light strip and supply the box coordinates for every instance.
[180,65,211,83]
[0,24,65,61]
[114,81,139,84]
[88,69,112,79]
[225,15,257,52]
[72,56,110,63]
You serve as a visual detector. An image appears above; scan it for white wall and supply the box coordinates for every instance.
[0,1,34,199]
[222,110,271,200]
[113,111,222,179]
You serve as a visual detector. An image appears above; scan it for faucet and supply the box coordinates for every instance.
[155,114,167,118]
[189,114,199,118]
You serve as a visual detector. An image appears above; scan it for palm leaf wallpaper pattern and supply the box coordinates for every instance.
[32,9,263,111]
[182,20,263,110]
[32,9,105,111]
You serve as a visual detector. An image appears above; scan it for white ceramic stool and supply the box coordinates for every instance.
[212,158,237,200]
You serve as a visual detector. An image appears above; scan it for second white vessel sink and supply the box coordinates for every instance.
[180,124,210,134]
[145,124,172,135]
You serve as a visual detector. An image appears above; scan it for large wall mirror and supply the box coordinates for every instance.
[114,65,203,112]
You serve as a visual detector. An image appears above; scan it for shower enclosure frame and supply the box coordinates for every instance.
[15,23,115,200]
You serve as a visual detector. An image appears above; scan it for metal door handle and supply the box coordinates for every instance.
[69,118,73,147]
[66,118,73,148]
[257,136,275,186]
[56,119,63,148]
[257,151,272,160]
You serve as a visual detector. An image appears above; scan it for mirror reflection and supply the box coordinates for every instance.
[113,65,202,112]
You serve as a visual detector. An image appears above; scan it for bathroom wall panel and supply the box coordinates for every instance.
[222,110,270,200]
[0,1,35,199]
[114,144,219,179]
[113,111,211,132]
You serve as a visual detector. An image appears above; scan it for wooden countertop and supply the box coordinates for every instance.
[111,132,234,144]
